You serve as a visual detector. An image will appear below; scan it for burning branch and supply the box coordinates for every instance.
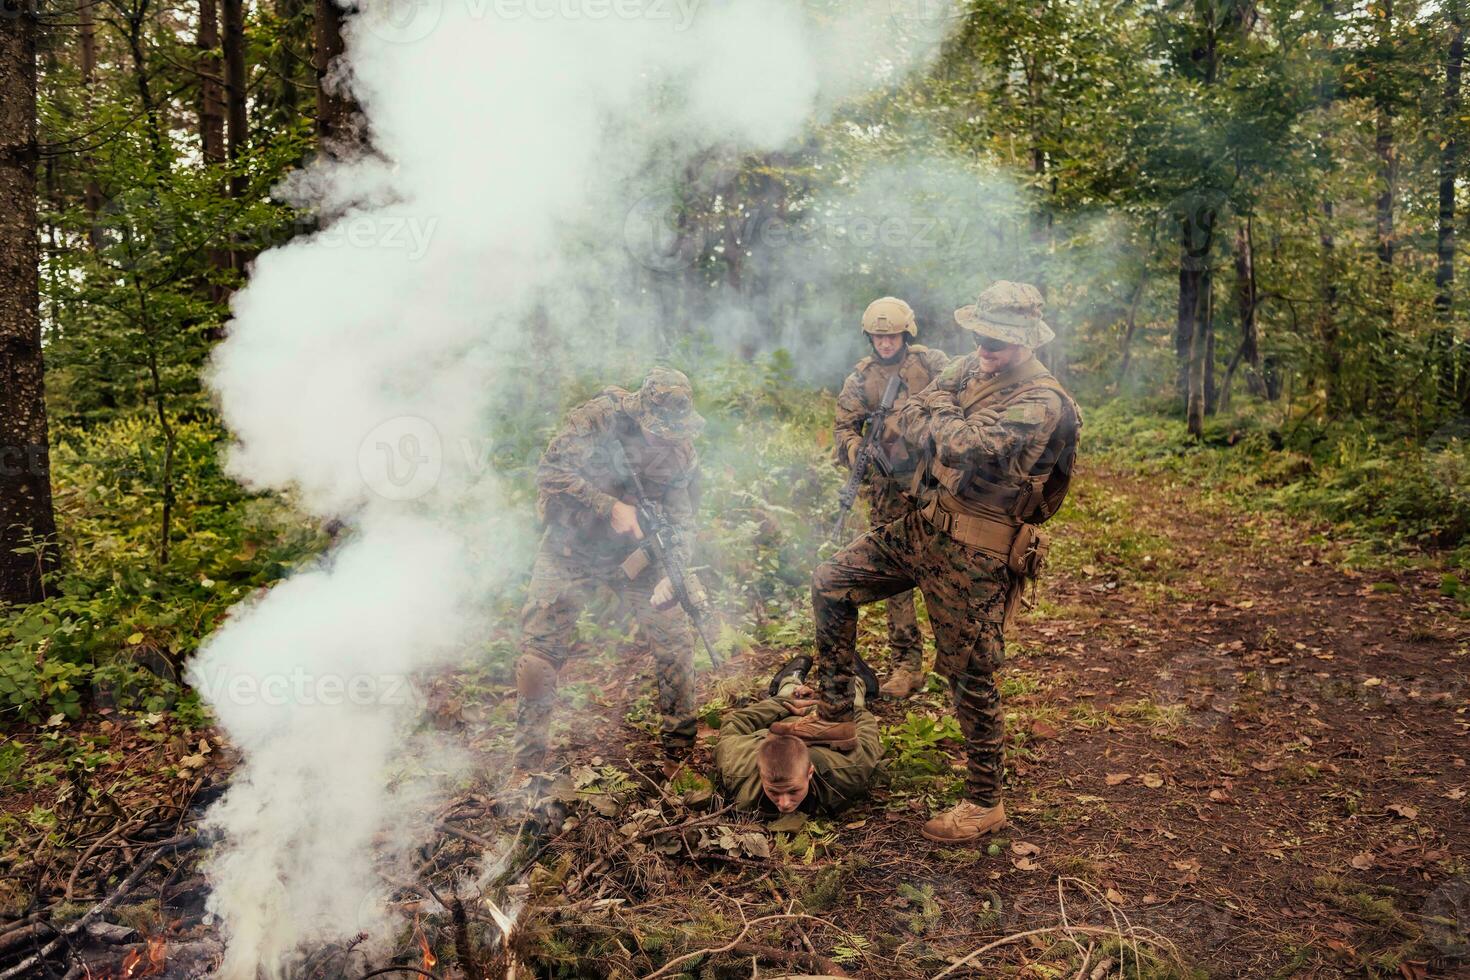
[0,834,199,980]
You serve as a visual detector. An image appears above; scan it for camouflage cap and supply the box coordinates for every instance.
[861,296,917,337]
[632,367,704,441]
[954,281,1054,348]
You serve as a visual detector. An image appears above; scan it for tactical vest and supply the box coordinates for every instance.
[854,346,942,476]
[914,358,1081,595]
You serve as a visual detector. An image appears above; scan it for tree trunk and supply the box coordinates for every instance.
[1116,266,1148,388]
[1317,0,1340,408]
[223,0,248,199]
[1222,218,1266,409]
[199,0,231,301]
[199,0,226,167]
[1176,208,1215,408]
[1186,269,1209,439]
[314,0,359,149]
[0,0,59,604]
[1374,0,1396,274]
[79,0,104,250]
[1437,0,1464,403]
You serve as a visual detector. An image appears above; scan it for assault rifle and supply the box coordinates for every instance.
[831,373,903,542]
[611,441,724,667]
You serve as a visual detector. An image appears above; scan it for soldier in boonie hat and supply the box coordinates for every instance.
[954,281,1055,349]
[631,367,705,441]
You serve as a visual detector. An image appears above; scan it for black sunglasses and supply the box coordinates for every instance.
[975,336,1013,353]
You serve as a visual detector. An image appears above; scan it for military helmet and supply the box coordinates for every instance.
[861,296,917,337]
[631,367,704,441]
[954,281,1054,348]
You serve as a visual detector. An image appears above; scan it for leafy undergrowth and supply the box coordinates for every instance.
[3,369,1470,977]
[1083,398,1470,575]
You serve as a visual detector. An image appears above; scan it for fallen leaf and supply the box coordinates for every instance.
[1011,841,1041,857]
[1251,760,1280,772]
[843,818,868,829]
[1030,719,1060,740]
[1208,789,1232,804]
[768,813,807,833]
[1387,802,1419,820]
[1104,887,1125,904]
[1445,788,1466,801]
[1014,857,1041,871]
[178,754,207,769]
[1141,773,1164,789]
[1142,893,1162,904]
[1363,677,1383,688]
[1350,852,1375,870]
[1106,772,1132,786]
[739,833,771,859]
[126,632,145,646]
[1173,858,1201,874]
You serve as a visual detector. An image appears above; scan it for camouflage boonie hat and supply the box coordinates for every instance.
[631,367,704,440]
[861,296,917,337]
[954,281,1054,348]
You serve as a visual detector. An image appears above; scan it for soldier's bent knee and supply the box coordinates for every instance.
[812,560,845,600]
[516,654,559,701]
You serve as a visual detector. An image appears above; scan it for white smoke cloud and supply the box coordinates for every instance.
[190,0,962,976]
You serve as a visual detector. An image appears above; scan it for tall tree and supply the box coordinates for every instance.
[1435,0,1463,318]
[223,0,248,201]
[315,0,359,149]
[0,0,59,604]
[1373,0,1397,274]
[199,0,231,300]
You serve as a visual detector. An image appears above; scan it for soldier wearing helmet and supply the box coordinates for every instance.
[513,368,705,782]
[831,297,949,698]
[776,282,1081,845]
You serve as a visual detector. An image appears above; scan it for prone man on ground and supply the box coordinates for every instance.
[832,297,950,699]
[775,281,1082,843]
[512,367,706,781]
[714,657,882,815]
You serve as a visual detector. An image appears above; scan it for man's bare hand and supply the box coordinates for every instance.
[650,576,675,610]
[611,501,644,539]
[792,683,816,698]
[784,698,819,715]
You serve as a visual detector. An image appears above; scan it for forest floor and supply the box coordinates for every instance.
[3,461,1469,979]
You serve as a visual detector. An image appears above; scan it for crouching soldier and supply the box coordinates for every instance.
[513,368,705,780]
[776,282,1080,843]
[834,297,950,699]
[714,658,882,815]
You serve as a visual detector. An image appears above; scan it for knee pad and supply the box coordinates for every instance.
[516,654,558,700]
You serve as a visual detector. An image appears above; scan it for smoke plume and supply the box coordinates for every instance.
[189,0,963,974]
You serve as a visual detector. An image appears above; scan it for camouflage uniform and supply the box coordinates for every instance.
[514,369,704,771]
[833,342,949,671]
[812,284,1079,808]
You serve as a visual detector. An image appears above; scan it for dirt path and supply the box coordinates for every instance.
[7,463,1467,978]
[539,464,1470,978]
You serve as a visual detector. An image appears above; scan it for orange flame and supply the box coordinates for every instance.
[414,914,437,971]
[117,936,167,979]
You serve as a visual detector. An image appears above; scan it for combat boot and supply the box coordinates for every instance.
[920,801,1007,843]
[768,712,857,751]
[879,665,925,699]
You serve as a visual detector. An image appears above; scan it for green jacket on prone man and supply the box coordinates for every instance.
[513,367,705,781]
[714,658,882,815]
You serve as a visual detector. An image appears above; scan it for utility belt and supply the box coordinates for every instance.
[919,490,1050,580]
